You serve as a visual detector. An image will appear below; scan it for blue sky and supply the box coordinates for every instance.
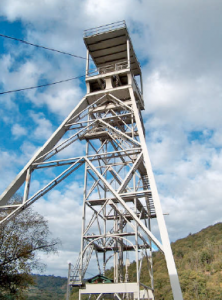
[1,0,222,276]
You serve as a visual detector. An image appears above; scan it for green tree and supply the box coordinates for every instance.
[0,197,60,299]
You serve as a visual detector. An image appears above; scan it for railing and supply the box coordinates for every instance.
[84,21,126,37]
[69,244,94,285]
[133,76,142,97]
[87,61,128,77]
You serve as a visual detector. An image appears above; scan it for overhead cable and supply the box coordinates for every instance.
[0,33,89,60]
[0,73,91,95]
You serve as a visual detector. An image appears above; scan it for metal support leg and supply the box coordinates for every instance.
[129,88,183,300]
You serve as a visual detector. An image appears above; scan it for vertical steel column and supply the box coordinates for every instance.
[148,219,154,291]
[80,139,89,282]
[0,21,183,300]
[129,87,183,300]
[66,263,72,300]
[127,39,130,69]
[140,72,143,96]
[86,49,89,77]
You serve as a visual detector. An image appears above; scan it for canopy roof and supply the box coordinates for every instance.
[84,21,141,76]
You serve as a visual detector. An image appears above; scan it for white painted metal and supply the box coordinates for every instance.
[0,96,87,207]
[129,88,183,300]
[81,282,138,294]
[85,157,163,251]
[0,21,183,300]
[86,49,89,76]
[127,39,130,69]
[66,263,72,300]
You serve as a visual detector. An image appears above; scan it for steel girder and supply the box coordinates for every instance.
[0,24,183,300]
[0,89,183,299]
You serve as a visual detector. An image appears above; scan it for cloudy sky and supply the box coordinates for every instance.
[0,0,222,277]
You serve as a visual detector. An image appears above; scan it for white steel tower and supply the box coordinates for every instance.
[0,21,183,300]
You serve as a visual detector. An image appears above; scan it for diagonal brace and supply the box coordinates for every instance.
[117,152,143,194]
[85,157,163,251]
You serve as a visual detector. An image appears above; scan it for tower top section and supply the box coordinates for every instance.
[83,21,141,76]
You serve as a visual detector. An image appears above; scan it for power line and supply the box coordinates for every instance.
[0,33,89,60]
[0,73,89,95]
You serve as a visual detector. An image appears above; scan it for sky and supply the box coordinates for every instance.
[0,0,222,277]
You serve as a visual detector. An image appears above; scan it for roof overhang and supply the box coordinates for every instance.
[84,22,141,76]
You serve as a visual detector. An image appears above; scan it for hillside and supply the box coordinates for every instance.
[70,222,222,300]
[22,223,222,300]
[25,274,67,300]
[149,222,222,299]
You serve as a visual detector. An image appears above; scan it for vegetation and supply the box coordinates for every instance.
[0,195,59,299]
[69,222,222,300]
[1,206,222,300]
[133,222,222,300]
[25,275,67,300]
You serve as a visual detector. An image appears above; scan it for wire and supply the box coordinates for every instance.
[0,74,88,95]
[0,33,89,60]
[0,67,99,95]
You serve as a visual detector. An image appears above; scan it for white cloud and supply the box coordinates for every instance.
[30,111,54,140]
[1,0,222,278]
[38,85,84,118]
[32,182,84,276]
[0,150,19,192]
[0,55,41,92]
[11,123,27,138]
[36,250,79,277]
[20,140,39,161]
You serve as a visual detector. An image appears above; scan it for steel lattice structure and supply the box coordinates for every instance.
[0,21,183,300]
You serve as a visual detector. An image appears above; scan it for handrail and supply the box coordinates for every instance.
[86,61,128,77]
[84,21,126,37]
[133,76,142,96]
